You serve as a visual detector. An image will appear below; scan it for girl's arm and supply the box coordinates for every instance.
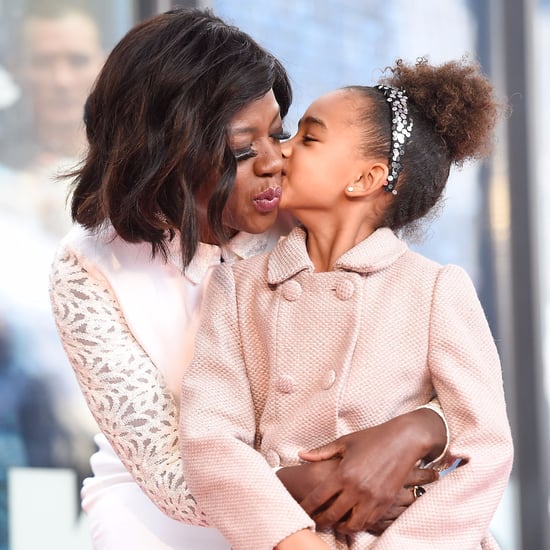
[180,263,315,550]
[372,265,514,548]
[49,245,209,525]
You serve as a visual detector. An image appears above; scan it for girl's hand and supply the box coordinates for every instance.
[275,529,330,550]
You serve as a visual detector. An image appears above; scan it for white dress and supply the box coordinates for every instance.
[49,222,288,549]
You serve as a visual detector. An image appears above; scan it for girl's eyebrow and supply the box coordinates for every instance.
[297,115,327,130]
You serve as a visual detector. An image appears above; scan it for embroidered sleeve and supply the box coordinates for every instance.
[49,246,208,526]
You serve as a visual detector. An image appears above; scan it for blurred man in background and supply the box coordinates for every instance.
[0,0,104,237]
[0,4,105,547]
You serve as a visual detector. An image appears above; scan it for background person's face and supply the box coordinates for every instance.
[20,13,104,132]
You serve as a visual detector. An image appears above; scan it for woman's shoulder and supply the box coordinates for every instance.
[58,223,174,273]
[56,223,115,263]
[51,224,186,304]
[59,223,136,256]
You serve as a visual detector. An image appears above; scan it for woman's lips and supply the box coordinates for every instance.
[253,187,281,213]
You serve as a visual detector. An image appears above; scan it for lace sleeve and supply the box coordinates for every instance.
[49,246,209,526]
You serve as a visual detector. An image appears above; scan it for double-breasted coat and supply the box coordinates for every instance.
[180,227,513,550]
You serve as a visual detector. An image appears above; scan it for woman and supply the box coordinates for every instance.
[49,9,446,549]
[179,57,514,549]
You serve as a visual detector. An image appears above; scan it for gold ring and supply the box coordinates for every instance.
[412,485,426,499]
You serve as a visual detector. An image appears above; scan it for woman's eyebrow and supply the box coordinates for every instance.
[229,126,256,136]
[230,110,283,136]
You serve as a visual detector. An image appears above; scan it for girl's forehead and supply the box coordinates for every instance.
[304,89,359,125]
[309,88,348,108]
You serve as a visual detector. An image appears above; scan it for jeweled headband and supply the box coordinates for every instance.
[376,85,413,195]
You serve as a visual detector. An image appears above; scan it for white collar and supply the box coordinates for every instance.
[168,229,284,285]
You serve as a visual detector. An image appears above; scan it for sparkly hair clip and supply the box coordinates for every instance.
[377,85,413,195]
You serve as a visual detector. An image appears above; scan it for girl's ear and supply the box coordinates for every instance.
[344,161,389,198]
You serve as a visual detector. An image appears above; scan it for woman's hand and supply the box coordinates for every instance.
[277,459,341,503]
[364,467,435,535]
[290,408,445,533]
[278,462,436,535]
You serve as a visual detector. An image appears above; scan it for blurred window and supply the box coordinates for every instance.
[0,2,135,549]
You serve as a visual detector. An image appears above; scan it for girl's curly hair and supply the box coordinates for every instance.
[346,56,504,234]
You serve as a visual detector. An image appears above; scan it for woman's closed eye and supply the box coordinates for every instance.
[234,131,291,162]
[271,130,291,142]
[234,146,257,162]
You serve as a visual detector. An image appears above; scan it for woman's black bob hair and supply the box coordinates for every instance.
[71,8,292,267]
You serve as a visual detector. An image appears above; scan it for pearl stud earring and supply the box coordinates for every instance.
[347,186,354,192]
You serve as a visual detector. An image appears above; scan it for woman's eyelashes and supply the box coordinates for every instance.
[234,147,257,162]
[233,130,291,162]
[272,130,291,142]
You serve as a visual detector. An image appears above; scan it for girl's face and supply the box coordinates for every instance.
[280,89,368,216]
[221,89,289,235]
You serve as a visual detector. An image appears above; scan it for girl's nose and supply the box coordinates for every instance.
[281,139,291,159]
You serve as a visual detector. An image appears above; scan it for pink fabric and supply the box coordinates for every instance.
[180,227,513,550]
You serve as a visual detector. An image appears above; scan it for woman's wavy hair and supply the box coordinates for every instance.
[71,8,292,267]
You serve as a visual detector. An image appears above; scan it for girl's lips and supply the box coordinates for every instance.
[253,187,282,213]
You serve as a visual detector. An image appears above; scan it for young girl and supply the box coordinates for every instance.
[179,57,514,549]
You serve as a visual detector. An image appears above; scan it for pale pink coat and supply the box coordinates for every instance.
[180,226,514,550]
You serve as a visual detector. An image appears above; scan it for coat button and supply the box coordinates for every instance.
[282,280,302,301]
[321,369,336,389]
[335,279,355,300]
[265,449,281,467]
[276,374,297,394]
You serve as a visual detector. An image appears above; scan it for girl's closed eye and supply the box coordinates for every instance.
[302,134,318,144]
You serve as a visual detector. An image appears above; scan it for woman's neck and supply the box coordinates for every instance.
[198,223,239,245]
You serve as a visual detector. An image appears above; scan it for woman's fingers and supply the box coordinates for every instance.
[403,466,439,487]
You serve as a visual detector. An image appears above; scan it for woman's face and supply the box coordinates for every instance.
[221,89,288,235]
[280,89,367,216]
